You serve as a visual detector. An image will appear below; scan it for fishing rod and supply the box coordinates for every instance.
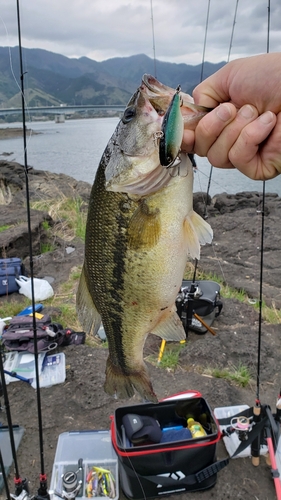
[250,10,281,500]
[0,348,28,498]
[250,0,270,469]
[16,1,49,499]
[250,186,265,469]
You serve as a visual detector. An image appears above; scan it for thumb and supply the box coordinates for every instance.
[193,80,227,108]
[192,66,232,108]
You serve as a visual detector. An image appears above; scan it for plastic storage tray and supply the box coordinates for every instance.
[50,431,118,500]
[4,351,45,384]
[0,426,24,493]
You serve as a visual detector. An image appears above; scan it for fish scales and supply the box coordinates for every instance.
[77,78,213,402]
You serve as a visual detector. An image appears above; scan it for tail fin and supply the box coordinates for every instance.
[104,357,158,403]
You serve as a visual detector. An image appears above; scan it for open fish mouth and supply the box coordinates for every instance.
[141,74,212,113]
[105,75,212,196]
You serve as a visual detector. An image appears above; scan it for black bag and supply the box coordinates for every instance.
[111,391,222,498]
[2,315,63,353]
[176,280,223,334]
[0,258,22,296]
[2,315,86,353]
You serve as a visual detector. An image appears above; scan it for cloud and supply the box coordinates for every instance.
[1,0,280,66]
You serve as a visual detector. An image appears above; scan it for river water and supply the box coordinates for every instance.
[1,117,280,197]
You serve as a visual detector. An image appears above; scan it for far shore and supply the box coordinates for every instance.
[0,127,36,139]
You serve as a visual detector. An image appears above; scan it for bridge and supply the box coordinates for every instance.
[0,104,126,116]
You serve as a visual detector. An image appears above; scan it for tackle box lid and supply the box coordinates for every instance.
[54,430,117,462]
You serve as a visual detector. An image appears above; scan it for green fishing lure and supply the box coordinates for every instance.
[159,85,184,167]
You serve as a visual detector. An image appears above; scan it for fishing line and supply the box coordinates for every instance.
[0,13,33,164]
[150,0,157,78]
[227,0,239,63]
[199,0,211,84]
[203,0,239,214]
[189,161,228,282]
[191,0,243,285]
[16,1,49,498]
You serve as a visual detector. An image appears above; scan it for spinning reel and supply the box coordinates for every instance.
[53,459,83,500]
[226,416,253,442]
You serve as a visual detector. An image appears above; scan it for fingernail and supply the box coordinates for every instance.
[239,105,255,119]
[259,111,275,124]
[216,104,232,122]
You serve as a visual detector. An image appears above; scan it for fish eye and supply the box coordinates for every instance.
[122,106,136,123]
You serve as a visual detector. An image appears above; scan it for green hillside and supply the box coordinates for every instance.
[0,46,225,110]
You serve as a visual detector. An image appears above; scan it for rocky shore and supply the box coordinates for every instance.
[1,160,281,500]
[1,159,280,307]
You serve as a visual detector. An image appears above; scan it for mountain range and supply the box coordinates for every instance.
[0,46,226,108]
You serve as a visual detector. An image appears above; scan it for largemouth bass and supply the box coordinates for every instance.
[77,76,213,403]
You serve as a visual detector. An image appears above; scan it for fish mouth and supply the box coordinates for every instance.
[141,74,213,116]
[105,75,211,197]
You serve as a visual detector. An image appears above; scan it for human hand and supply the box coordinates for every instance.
[182,53,281,180]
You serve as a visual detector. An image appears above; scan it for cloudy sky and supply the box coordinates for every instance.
[1,0,281,66]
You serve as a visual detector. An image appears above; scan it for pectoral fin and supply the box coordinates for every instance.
[150,307,186,341]
[128,201,160,250]
[184,210,213,260]
[76,265,101,335]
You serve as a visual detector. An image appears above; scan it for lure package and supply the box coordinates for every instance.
[111,391,221,499]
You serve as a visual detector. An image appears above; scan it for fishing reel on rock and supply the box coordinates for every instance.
[175,283,203,334]
[175,280,222,335]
